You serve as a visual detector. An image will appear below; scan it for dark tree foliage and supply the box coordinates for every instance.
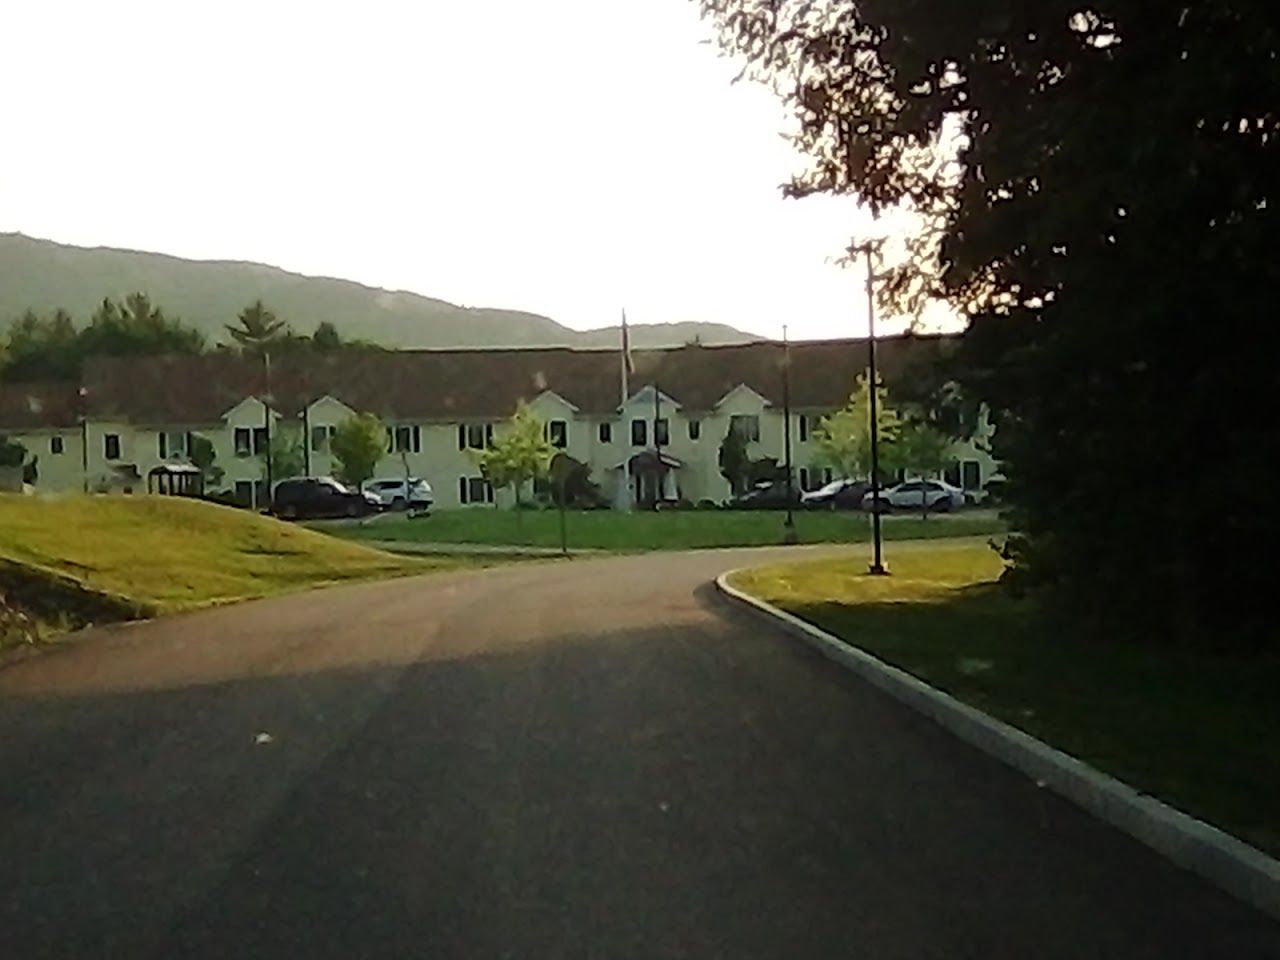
[0,436,27,468]
[80,294,206,358]
[539,453,606,508]
[701,1,1279,647]
[2,296,205,382]
[4,309,82,380]
[311,321,343,352]
[718,428,750,495]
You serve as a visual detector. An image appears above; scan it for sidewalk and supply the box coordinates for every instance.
[365,540,597,558]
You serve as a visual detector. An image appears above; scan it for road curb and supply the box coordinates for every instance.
[715,570,1280,921]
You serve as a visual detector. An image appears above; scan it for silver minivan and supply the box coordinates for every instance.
[361,477,434,512]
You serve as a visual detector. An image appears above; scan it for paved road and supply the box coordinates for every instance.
[2,547,1277,959]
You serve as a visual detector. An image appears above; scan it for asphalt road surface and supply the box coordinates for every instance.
[3,547,1278,959]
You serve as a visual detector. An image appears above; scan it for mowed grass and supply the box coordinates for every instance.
[339,507,1005,551]
[0,494,466,616]
[732,544,1280,857]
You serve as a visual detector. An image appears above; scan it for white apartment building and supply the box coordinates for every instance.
[0,336,998,509]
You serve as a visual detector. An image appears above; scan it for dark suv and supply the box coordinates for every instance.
[272,477,378,520]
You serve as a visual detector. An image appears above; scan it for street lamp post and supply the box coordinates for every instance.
[859,240,889,576]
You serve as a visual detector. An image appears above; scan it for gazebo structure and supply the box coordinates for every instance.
[146,463,205,498]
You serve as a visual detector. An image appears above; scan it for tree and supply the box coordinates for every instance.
[889,421,953,518]
[2,297,204,382]
[80,294,205,357]
[262,430,305,482]
[2,309,80,381]
[703,2,1280,645]
[473,402,554,511]
[812,372,900,482]
[717,427,750,495]
[0,436,35,486]
[540,453,603,509]
[0,436,27,468]
[188,434,224,488]
[311,321,342,352]
[330,414,385,489]
[226,301,292,352]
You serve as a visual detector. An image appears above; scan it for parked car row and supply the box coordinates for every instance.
[270,476,434,520]
[728,477,969,512]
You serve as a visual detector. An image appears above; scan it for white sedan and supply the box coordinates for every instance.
[861,479,966,512]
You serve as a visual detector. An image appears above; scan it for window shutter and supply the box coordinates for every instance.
[458,425,466,450]
[458,477,468,504]
[158,433,167,459]
[413,426,421,453]
[485,424,494,447]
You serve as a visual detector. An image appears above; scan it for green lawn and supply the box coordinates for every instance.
[731,544,1280,858]
[334,507,1005,551]
[0,495,473,627]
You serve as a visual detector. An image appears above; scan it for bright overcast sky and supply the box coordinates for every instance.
[0,0,931,341]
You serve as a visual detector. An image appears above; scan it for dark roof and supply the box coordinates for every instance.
[0,380,80,429]
[7,334,957,428]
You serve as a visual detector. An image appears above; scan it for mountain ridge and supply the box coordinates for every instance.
[0,233,758,350]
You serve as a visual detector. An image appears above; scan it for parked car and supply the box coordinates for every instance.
[362,476,434,512]
[861,478,966,513]
[801,478,872,510]
[728,480,802,510]
[272,477,380,520]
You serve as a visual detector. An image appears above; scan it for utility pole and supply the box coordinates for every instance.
[860,240,889,576]
[262,350,273,511]
[652,380,662,509]
[782,324,797,544]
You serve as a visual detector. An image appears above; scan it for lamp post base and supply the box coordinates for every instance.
[783,520,799,545]
[867,562,890,576]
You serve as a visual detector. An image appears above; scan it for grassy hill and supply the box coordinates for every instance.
[0,233,756,350]
[0,495,448,637]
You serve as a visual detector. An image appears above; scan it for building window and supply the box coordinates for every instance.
[234,427,267,457]
[798,415,809,443]
[311,425,336,453]
[730,414,760,443]
[799,467,810,491]
[598,422,613,444]
[158,430,187,459]
[631,418,647,446]
[235,480,254,506]
[688,419,701,441]
[654,418,669,446]
[823,467,834,485]
[548,420,568,449]
[962,460,981,491]
[459,476,494,504]
[392,424,421,454]
[50,435,64,455]
[460,423,490,450]
[104,433,121,461]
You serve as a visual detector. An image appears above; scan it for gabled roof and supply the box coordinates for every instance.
[713,383,772,409]
[622,383,682,411]
[0,334,959,429]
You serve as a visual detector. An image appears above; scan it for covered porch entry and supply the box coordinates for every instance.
[618,450,682,509]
